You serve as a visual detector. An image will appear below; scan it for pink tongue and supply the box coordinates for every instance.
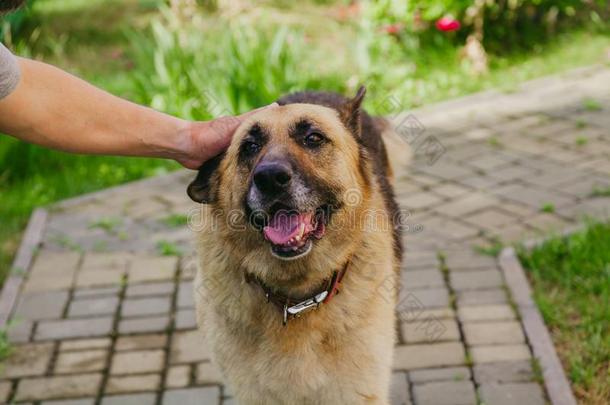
[263,212,313,245]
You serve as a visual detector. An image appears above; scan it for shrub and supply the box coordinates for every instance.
[362,0,609,53]
[126,9,345,118]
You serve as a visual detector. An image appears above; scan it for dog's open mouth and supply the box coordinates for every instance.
[262,206,328,260]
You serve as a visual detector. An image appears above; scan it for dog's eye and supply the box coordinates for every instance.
[243,141,261,156]
[304,132,325,148]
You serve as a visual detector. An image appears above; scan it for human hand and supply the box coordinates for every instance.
[177,103,278,169]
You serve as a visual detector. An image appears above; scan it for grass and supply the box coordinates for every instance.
[1,0,609,285]
[519,221,610,404]
[161,214,188,228]
[157,240,182,256]
[0,328,11,362]
[591,187,610,197]
[540,203,556,213]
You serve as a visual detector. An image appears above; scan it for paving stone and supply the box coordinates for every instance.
[75,268,124,288]
[105,374,161,394]
[444,252,497,270]
[118,315,170,334]
[488,165,538,182]
[413,381,476,405]
[457,288,507,306]
[61,338,111,351]
[6,319,33,343]
[555,175,610,198]
[170,330,212,364]
[401,318,460,343]
[430,183,470,199]
[24,252,79,293]
[491,183,575,209]
[175,308,197,330]
[397,288,450,317]
[14,374,102,402]
[177,281,195,309]
[389,372,411,405]
[457,174,503,190]
[125,282,174,297]
[409,307,455,321]
[29,251,80,278]
[128,256,178,283]
[492,223,534,243]
[163,387,221,405]
[36,317,113,340]
[478,382,545,405]
[420,216,480,240]
[409,366,470,383]
[464,209,515,231]
[527,213,570,232]
[0,342,54,378]
[0,381,11,403]
[100,393,157,405]
[41,399,96,405]
[68,296,119,317]
[401,269,444,289]
[166,365,191,388]
[81,252,130,271]
[398,192,443,211]
[464,321,526,345]
[434,193,499,217]
[466,153,514,171]
[115,334,167,351]
[125,296,172,318]
[457,304,515,322]
[55,349,107,374]
[415,161,475,181]
[393,342,465,370]
[196,362,223,385]
[450,270,503,291]
[403,251,439,269]
[470,344,531,363]
[73,286,119,299]
[14,291,69,321]
[110,350,165,375]
[473,361,535,383]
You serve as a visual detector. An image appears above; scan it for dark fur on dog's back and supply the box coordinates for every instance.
[277,91,403,263]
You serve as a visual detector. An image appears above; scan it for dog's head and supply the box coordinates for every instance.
[188,87,371,283]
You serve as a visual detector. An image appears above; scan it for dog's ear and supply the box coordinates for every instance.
[339,85,366,136]
[187,153,225,203]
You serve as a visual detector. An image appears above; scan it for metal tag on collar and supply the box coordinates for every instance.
[284,290,329,322]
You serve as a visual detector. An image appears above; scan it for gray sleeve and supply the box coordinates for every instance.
[0,42,20,100]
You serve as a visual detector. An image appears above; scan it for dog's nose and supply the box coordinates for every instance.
[253,161,293,195]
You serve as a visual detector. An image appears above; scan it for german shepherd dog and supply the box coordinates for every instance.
[187,87,404,404]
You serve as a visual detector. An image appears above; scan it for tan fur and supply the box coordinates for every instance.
[193,104,399,404]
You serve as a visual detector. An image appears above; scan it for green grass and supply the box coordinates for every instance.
[583,98,603,111]
[540,203,556,213]
[156,240,182,256]
[161,214,188,228]
[519,222,610,404]
[591,187,610,198]
[0,328,11,362]
[1,0,609,285]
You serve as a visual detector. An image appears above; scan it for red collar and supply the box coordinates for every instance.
[245,261,349,325]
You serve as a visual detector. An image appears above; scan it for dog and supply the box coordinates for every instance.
[187,87,405,404]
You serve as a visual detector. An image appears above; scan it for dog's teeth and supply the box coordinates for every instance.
[295,235,301,242]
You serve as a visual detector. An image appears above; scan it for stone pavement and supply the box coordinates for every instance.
[1,65,610,404]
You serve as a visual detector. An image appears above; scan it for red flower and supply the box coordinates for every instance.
[382,23,403,35]
[435,16,461,32]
